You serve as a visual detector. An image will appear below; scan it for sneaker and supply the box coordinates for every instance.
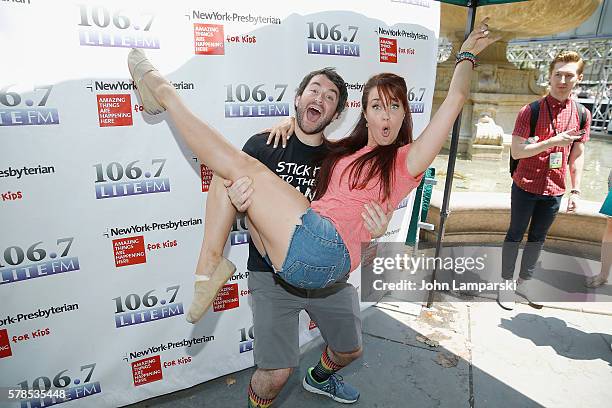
[496,281,515,311]
[585,274,608,288]
[127,48,166,115]
[302,367,359,404]
[515,279,543,309]
[185,257,236,323]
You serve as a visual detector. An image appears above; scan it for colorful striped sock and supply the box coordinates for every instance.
[248,381,274,408]
[310,347,345,383]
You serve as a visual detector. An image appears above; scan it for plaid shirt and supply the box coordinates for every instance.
[512,95,591,196]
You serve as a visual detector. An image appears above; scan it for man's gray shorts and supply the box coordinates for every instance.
[248,269,362,369]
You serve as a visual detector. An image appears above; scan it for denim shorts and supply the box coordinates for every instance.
[263,208,350,289]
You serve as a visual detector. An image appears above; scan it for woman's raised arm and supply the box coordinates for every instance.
[406,18,499,177]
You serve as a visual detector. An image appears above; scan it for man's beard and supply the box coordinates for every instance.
[296,107,332,135]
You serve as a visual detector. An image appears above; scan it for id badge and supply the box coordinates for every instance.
[549,151,562,169]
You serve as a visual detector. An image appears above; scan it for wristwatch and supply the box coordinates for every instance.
[570,189,581,195]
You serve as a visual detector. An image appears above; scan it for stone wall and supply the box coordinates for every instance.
[422,191,607,258]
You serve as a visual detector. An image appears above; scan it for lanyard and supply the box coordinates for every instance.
[544,98,573,136]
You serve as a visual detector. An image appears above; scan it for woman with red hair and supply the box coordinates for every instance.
[127,20,497,300]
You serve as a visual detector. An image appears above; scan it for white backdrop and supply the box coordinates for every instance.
[0,0,440,406]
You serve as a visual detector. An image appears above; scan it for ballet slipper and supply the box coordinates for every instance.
[127,48,165,115]
[186,257,236,323]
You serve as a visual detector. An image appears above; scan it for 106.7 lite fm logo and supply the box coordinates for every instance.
[230,213,249,246]
[0,238,78,285]
[93,159,170,199]
[114,285,183,328]
[78,5,159,49]
[224,83,289,118]
[306,22,360,57]
[0,85,59,126]
[16,363,101,407]
[238,325,254,353]
[408,87,426,114]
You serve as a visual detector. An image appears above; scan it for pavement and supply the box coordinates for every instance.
[128,293,612,408]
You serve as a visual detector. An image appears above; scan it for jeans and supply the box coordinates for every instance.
[263,208,350,290]
[501,183,562,280]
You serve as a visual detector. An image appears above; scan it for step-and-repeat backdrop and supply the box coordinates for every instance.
[1,0,439,406]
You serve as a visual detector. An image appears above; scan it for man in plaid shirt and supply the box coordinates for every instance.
[497,51,591,310]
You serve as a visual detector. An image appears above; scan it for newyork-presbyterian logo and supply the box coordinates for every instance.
[194,23,224,55]
[344,82,364,110]
[131,355,194,386]
[380,37,397,63]
[376,27,429,41]
[213,283,239,312]
[0,303,79,327]
[0,328,12,358]
[0,164,55,180]
[191,10,281,55]
[112,236,146,267]
[1,190,23,203]
[105,218,198,268]
[190,10,281,26]
[86,80,194,126]
[377,26,426,65]
[103,217,203,238]
[201,164,213,192]
[97,94,133,127]
[124,335,214,361]
[132,356,163,386]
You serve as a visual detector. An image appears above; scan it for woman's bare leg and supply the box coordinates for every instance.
[142,70,309,270]
[197,174,267,276]
[186,173,239,323]
[586,218,612,288]
[601,218,612,281]
[195,174,236,278]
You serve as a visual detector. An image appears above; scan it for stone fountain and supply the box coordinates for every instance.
[434,0,602,160]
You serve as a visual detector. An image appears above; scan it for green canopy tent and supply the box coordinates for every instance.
[427,0,529,306]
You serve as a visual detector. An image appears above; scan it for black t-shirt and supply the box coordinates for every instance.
[242,132,327,272]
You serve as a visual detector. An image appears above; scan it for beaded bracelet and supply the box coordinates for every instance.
[455,51,477,68]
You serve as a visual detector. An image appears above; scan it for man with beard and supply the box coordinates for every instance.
[187,68,392,406]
